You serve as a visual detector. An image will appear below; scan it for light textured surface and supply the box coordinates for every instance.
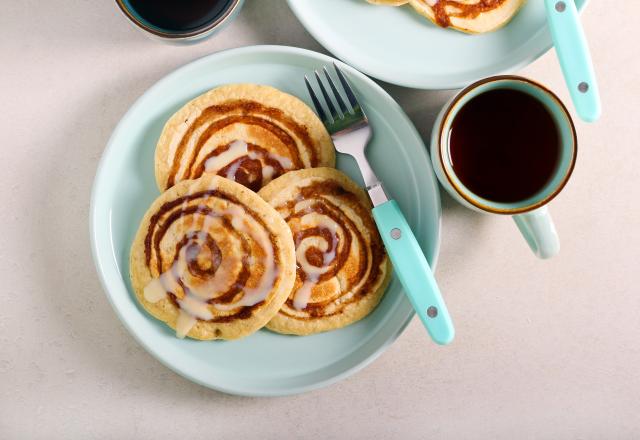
[1,1,638,438]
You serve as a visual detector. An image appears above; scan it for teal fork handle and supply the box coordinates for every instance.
[372,200,454,345]
[545,0,600,122]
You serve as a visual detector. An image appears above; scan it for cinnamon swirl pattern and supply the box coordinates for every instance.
[259,168,392,335]
[365,0,526,33]
[129,175,296,340]
[408,0,525,33]
[154,84,335,192]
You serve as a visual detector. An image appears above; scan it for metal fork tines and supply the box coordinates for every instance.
[305,63,388,207]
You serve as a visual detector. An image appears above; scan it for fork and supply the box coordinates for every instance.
[544,0,600,122]
[305,64,454,345]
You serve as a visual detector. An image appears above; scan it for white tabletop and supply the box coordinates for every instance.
[2,1,639,438]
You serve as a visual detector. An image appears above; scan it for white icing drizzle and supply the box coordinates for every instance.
[176,310,196,339]
[143,277,167,303]
[224,160,243,180]
[177,294,214,320]
[293,280,315,311]
[292,212,340,311]
[204,140,248,174]
[293,199,315,214]
[143,179,278,337]
[262,165,275,181]
[248,149,293,170]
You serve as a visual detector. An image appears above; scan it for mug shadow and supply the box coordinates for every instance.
[30,66,266,404]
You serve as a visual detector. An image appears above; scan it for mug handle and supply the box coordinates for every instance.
[513,206,560,259]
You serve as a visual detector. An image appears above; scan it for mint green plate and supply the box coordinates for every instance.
[90,46,441,396]
[287,0,587,89]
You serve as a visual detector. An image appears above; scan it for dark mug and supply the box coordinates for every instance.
[115,0,244,43]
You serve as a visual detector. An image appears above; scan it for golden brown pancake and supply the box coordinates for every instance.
[154,84,335,193]
[408,0,527,33]
[130,175,296,340]
[258,168,392,336]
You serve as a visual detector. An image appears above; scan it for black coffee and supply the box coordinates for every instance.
[127,0,233,32]
[448,88,561,204]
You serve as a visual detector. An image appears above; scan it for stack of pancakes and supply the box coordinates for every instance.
[130,84,391,340]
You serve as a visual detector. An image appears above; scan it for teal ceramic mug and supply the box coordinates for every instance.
[115,0,244,44]
[430,75,577,259]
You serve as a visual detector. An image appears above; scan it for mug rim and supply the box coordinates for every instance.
[115,0,242,40]
[437,75,578,215]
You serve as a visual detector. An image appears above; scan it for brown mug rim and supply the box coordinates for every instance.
[115,0,242,39]
[437,75,578,215]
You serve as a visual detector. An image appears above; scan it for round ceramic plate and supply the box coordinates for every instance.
[287,0,587,89]
[90,45,441,396]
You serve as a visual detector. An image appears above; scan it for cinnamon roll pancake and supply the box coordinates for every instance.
[258,168,392,335]
[155,84,335,192]
[130,175,296,340]
[408,0,526,33]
